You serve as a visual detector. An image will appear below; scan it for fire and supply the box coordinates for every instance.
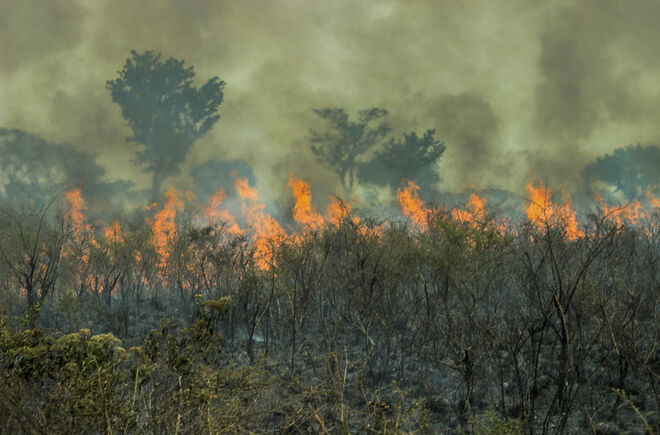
[204,188,242,235]
[647,190,660,210]
[327,196,352,226]
[235,177,286,269]
[288,175,324,230]
[598,195,643,226]
[65,188,92,241]
[397,181,429,230]
[65,188,101,294]
[207,187,225,209]
[526,182,583,240]
[452,193,486,225]
[149,188,183,271]
[235,178,259,202]
[104,220,124,244]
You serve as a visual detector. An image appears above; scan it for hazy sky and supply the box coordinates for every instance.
[2,0,660,203]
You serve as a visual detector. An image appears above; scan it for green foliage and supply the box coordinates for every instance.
[470,409,523,435]
[0,296,270,432]
[0,323,133,431]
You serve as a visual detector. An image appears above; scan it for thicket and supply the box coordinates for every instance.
[0,203,659,433]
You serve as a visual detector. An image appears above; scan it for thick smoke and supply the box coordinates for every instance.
[527,0,660,190]
[0,128,134,215]
[2,1,660,208]
[431,93,499,189]
[190,159,255,202]
[0,0,84,74]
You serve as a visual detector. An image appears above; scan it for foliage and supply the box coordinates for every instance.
[310,107,390,192]
[359,129,446,191]
[107,50,225,200]
[1,202,659,432]
[584,143,660,199]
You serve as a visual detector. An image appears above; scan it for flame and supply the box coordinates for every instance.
[65,188,92,241]
[597,195,643,226]
[397,181,429,230]
[235,178,258,202]
[204,188,242,235]
[327,196,352,226]
[184,190,197,202]
[647,190,660,210]
[526,182,583,240]
[288,175,324,230]
[452,193,486,225]
[149,188,183,271]
[235,177,286,269]
[104,220,124,244]
[208,187,225,209]
[65,188,103,294]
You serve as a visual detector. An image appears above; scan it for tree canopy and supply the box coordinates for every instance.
[107,50,225,201]
[309,108,390,192]
[583,144,660,199]
[358,129,445,191]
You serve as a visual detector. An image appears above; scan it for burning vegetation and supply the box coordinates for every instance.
[2,47,660,433]
[2,175,659,432]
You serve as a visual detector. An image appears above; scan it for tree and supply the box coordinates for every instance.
[309,108,390,192]
[0,200,69,326]
[358,129,445,191]
[583,144,660,199]
[107,50,225,201]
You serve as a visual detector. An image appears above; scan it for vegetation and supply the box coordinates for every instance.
[310,107,391,193]
[107,50,225,201]
[1,49,659,434]
[0,195,658,433]
[358,129,446,192]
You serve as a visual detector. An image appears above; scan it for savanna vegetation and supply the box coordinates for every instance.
[0,191,658,434]
[1,50,659,434]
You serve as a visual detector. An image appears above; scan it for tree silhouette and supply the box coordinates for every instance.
[358,129,445,191]
[107,50,225,201]
[583,144,660,199]
[309,108,390,192]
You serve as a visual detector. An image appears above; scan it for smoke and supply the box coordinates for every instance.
[190,159,254,202]
[2,1,660,209]
[527,0,660,190]
[0,0,84,74]
[0,128,134,216]
[584,144,660,200]
[431,93,500,189]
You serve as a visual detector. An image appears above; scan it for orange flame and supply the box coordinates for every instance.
[204,188,242,235]
[526,182,583,240]
[236,178,286,269]
[104,220,124,244]
[646,190,660,210]
[65,188,92,241]
[597,194,643,226]
[149,188,183,271]
[288,175,324,230]
[397,181,429,230]
[452,193,486,225]
[327,196,352,226]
